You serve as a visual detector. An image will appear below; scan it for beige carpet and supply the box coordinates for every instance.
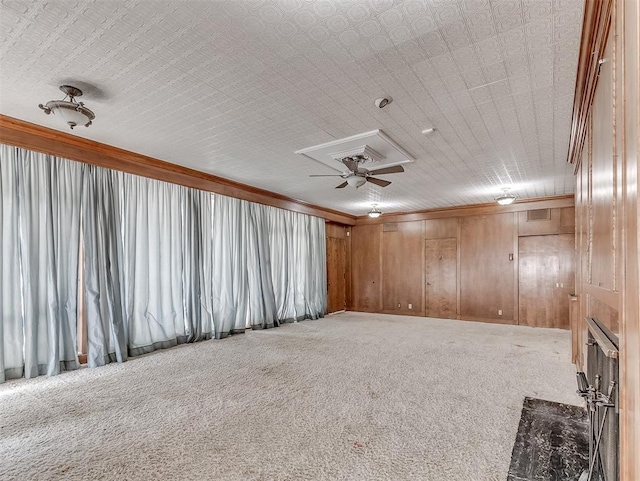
[0,312,578,480]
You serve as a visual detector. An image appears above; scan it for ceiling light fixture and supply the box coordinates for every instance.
[368,204,382,218]
[39,85,95,129]
[495,187,517,205]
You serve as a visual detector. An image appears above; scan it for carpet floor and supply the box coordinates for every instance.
[0,312,579,481]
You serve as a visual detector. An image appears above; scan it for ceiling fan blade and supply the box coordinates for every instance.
[367,165,405,176]
[341,157,358,172]
[309,174,345,177]
[335,181,349,189]
[366,177,391,187]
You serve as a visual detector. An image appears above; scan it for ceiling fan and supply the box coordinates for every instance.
[309,156,405,189]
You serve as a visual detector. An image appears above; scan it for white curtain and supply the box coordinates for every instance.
[121,175,190,354]
[82,168,216,362]
[211,196,326,338]
[246,203,278,329]
[1,146,22,382]
[267,207,326,321]
[182,188,214,342]
[1,144,326,382]
[1,145,83,382]
[82,166,127,367]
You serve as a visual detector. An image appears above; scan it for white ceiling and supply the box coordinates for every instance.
[0,0,584,216]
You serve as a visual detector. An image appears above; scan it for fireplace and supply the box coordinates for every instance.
[576,317,619,481]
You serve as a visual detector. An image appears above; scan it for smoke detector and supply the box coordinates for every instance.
[374,97,392,108]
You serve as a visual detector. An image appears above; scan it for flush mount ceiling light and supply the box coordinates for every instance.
[368,204,382,218]
[495,187,517,206]
[39,85,95,129]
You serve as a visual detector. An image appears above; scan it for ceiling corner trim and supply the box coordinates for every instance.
[353,195,576,225]
[0,114,356,225]
[567,0,614,172]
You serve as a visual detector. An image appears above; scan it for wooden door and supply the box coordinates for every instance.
[382,221,424,314]
[460,213,516,321]
[350,224,381,311]
[327,237,346,313]
[518,234,575,328]
[425,238,457,319]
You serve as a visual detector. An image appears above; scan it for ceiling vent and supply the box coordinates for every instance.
[295,130,413,173]
[329,145,385,165]
[527,209,551,221]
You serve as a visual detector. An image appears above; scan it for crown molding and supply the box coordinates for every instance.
[567,0,614,171]
[0,114,356,225]
[354,195,575,225]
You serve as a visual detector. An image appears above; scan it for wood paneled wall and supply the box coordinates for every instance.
[349,198,575,326]
[571,0,640,478]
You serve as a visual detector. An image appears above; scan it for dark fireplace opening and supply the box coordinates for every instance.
[576,317,619,481]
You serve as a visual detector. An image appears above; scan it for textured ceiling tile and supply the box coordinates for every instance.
[0,0,583,216]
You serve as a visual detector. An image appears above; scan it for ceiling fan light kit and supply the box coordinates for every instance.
[495,187,517,205]
[347,176,367,188]
[308,155,405,189]
[39,85,95,129]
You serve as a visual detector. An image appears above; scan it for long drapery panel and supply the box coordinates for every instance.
[82,166,128,367]
[211,195,251,337]
[121,175,190,355]
[244,203,278,330]
[1,146,22,382]
[211,196,326,338]
[182,188,215,342]
[0,145,83,382]
[266,207,326,321]
[1,144,326,383]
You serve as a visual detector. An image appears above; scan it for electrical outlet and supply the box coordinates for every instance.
[498,309,503,316]
[397,303,401,308]
[408,304,412,309]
